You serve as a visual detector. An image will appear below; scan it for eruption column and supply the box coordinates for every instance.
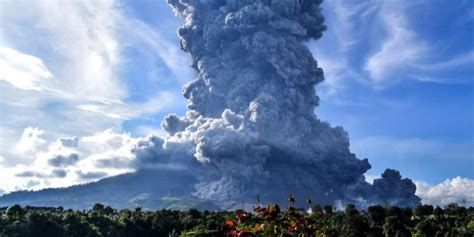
[133,0,421,208]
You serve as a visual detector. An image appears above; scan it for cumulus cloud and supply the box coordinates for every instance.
[51,169,67,178]
[416,177,474,207]
[25,180,41,189]
[15,169,66,179]
[47,153,80,167]
[0,1,196,200]
[13,127,46,157]
[0,0,129,162]
[58,137,79,148]
[0,128,137,193]
[0,0,186,167]
[15,171,38,178]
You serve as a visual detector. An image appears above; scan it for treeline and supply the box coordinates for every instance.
[0,203,473,236]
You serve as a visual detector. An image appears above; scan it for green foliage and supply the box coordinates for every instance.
[0,203,472,237]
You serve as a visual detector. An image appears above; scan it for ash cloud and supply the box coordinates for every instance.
[131,0,420,208]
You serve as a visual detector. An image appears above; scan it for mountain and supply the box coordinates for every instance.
[0,169,219,210]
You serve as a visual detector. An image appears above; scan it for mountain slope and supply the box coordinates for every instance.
[0,169,217,210]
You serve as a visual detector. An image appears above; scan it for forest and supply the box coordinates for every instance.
[0,201,473,237]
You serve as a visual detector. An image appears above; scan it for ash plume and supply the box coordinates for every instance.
[133,0,420,208]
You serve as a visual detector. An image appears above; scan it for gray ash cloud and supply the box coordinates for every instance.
[132,0,420,208]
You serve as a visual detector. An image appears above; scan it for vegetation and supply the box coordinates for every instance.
[0,201,473,237]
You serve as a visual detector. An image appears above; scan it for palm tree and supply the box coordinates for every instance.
[307,197,313,212]
[288,194,295,209]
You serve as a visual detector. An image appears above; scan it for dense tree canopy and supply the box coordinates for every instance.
[0,203,473,236]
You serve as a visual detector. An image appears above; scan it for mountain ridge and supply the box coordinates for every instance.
[0,169,217,210]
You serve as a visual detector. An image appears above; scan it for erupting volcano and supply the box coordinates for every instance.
[129,0,421,208]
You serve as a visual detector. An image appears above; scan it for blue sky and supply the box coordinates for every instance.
[310,0,474,183]
[0,0,473,205]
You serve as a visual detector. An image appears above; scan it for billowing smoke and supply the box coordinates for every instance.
[132,0,420,208]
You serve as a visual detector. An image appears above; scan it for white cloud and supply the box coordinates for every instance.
[19,0,124,99]
[0,0,129,162]
[310,0,474,96]
[362,2,473,85]
[77,104,123,119]
[416,177,474,207]
[0,0,126,99]
[77,91,180,120]
[307,0,384,96]
[0,46,53,91]
[364,2,428,83]
[134,125,166,137]
[13,127,46,157]
[364,175,379,184]
[0,0,185,168]
[364,174,474,207]
[325,0,381,50]
[0,164,37,192]
[124,19,193,83]
[413,51,474,71]
[0,128,138,194]
[313,55,349,97]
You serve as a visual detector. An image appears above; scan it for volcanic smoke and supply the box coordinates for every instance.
[133,0,421,208]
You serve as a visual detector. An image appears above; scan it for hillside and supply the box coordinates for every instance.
[0,169,217,210]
